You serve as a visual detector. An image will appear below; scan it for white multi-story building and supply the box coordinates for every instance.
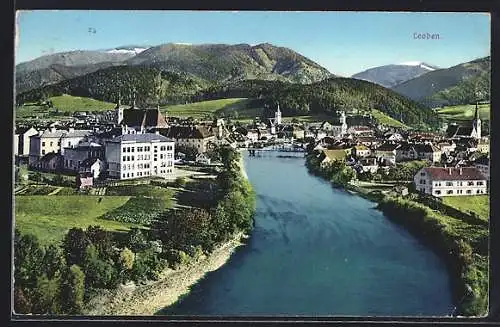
[14,127,38,156]
[105,133,175,180]
[413,167,487,197]
[473,156,489,180]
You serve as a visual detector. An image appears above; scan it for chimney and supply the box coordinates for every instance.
[449,168,452,175]
[460,167,463,175]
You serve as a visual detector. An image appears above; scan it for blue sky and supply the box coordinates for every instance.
[15,11,490,76]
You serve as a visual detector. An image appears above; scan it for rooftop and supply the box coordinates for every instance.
[109,133,174,143]
[422,167,486,181]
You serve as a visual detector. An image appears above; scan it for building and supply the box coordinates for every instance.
[119,104,169,133]
[105,133,175,180]
[195,153,211,165]
[347,125,374,137]
[374,143,400,166]
[357,157,379,173]
[446,104,482,140]
[477,137,489,154]
[413,167,487,197]
[34,152,63,172]
[79,158,105,179]
[352,145,371,158]
[164,125,216,154]
[15,127,38,156]
[331,112,348,137]
[63,142,105,173]
[437,141,457,155]
[76,172,94,189]
[318,149,348,168]
[29,128,92,167]
[396,143,441,163]
[473,156,489,180]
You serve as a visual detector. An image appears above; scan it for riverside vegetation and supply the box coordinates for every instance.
[305,151,488,317]
[13,146,256,315]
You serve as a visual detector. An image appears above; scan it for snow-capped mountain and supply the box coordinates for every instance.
[351,62,439,88]
[104,46,150,55]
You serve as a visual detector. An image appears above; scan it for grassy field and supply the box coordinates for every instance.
[16,94,116,120]
[436,103,490,122]
[442,195,489,222]
[14,195,143,244]
[370,109,409,129]
[161,98,248,118]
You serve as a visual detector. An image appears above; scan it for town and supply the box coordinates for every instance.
[14,97,489,199]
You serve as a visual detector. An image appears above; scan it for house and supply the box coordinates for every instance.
[79,158,105,179]
[34,152,63,172]
[29,127,92,167]
[374,143,400,166]
[385,132,403,141]
[15,126,38,156]
[163,125,216,154]
[283,125,305,139]
[437,141,456,155]
[477,137,489,154]
[413,167,487,197]
[347,125,374,137]
[396,143,441,163]
[76,172,93,189]
[473,156,489,180]
[393,185,409,196]
[352,145,371,158]
[353,136,379,147]
[195,153,212,165]
[358,157,379,173]
[318,149,348,168]
[246,129,260,142]
[330,112,348,137]
[105,133,175,180]
[63,142,105,173]
[117,101,169,133]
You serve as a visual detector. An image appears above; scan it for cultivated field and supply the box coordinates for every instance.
[161,98,249,118]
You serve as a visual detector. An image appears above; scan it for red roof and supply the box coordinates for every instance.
[422,167,486,181]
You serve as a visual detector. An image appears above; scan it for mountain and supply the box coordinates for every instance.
[15,43,333,94]
[351,62,438,88]
[390,56,490,104]
[124,43,333,84]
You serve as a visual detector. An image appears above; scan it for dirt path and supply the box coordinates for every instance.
[47,187,63,195]
[84,233,245,316]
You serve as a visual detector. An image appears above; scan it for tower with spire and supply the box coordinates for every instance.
[115,90,124,125]
[275,102,282,125]
[471,103,481,139]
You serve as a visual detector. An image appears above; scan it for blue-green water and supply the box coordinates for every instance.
[161,152,453,316]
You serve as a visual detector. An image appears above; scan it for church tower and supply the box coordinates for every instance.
[115,91,124,125]
[471,103,481,139]
[275,102,282,125]
[340,111,347,135]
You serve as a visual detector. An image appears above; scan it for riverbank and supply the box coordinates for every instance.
[84,232,245,315]
[305,154,488,317]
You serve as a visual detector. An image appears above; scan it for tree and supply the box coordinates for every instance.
[85,225,114,260]
[43,244,66,279]
[60,265,85,314]
[126,228,147,253]
[62,228,91,266]
[14,231,45,290]
[82,244,118,289]
[118,248,135,282]
[31,274,61,314]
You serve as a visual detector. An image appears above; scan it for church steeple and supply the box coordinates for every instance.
[471,103,481,140]
[474,103,479,120]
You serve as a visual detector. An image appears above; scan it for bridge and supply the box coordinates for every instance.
[247,144,305,157]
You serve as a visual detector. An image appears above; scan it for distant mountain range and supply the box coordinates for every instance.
[390,56,490,105]
[15,43,333,94]
[351,62,439,88]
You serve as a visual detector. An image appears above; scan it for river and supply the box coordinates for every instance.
[161,152,453,316]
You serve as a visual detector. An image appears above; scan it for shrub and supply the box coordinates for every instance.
[175,176,188,188]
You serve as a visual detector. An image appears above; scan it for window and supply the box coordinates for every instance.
[42,142,45,146]
[446,182,453,186]
[123,156,126,161]
[50,142,53,146]
[131,156,134,161]
[435,190,441,195]
[167,145,173,151]
[477,181,484,186]
[160,154,164,159]
[131,147,135,152]
[57,141,61,146]
[122,173,125,178]
[419,188,425,192]
[447,190,453,195]
[468,181,474,186]
[420,172,425,176]
[467,190,472,194]
[160,146,166,151]
[477,190,480,194]
[42,150,45,155]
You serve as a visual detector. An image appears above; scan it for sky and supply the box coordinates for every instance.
[15,11,490,76]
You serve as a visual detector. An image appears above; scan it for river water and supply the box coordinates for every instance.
[161,152,453,316]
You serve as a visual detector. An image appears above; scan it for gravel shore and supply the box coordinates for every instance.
[84,233,245,316]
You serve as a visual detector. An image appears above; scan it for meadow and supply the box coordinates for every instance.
[14,195,143,244]
[436,103,490,122]
[161,98,249,118]
[442,195,489,222]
